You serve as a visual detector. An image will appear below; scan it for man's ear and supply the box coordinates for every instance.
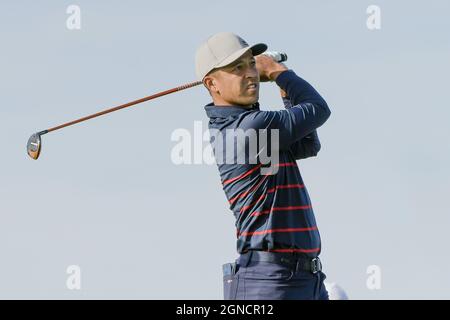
[204,74,219,94]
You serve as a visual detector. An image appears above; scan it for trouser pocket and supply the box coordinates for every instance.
[243,260,294,281]
[222,262,239,300]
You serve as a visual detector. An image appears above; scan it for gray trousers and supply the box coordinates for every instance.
[223,253,329,300]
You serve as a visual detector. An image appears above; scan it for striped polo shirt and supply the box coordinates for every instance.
[204,70,331,257]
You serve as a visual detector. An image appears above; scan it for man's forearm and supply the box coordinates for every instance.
[275,70,329,109]
[280,90,322,159]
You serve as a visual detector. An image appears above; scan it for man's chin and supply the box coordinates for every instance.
[233,94,259,107]
[242,100,258,107]
[246,94,259,105]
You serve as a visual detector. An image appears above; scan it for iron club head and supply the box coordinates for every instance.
[27,130,47,160]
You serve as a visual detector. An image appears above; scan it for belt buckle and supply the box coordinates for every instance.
[310,258,322,274]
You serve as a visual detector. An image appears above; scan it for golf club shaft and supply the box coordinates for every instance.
[40,51,287,135]
[43,80,202,134]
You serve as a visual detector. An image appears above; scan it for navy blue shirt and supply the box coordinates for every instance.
[204,70,331,257]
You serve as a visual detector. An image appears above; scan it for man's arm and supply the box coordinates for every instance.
[281,93,322,160]
[244,69,331,152]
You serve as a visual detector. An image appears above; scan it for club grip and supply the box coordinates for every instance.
[262,51,288,63]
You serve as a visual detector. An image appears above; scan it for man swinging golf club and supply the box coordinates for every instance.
[196,32,331,300]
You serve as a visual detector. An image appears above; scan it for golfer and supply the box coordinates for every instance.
[195,32,331,300]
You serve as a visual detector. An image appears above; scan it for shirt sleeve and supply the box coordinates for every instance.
[282,96,322,160]
[242,70,331,152]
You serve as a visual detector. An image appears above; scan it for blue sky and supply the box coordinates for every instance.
[1,0,449,299]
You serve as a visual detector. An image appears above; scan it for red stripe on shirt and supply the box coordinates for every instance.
[225,162,296,189]
[238,226,317,237]
[230,182,303,205]
[267,184,304,193]
[275,162,297,167]
[260,162,298,175]
[250,204,312,217]
[240,193,267,213]
[222,164,262,186]
[228,174,270,204]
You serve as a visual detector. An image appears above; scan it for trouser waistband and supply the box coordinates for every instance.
[238,250,323,274]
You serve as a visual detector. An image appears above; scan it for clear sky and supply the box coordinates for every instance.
[1,0,449,299]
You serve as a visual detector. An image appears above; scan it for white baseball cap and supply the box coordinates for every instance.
[195,32,267,81]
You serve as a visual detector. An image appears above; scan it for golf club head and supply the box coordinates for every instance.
[27,133,42,160]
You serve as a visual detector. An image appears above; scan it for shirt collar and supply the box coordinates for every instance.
[204,102,260,119]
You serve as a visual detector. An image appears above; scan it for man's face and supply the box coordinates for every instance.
[205,50,260,107]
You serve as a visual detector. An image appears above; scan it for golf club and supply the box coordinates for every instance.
[27,51,288,160]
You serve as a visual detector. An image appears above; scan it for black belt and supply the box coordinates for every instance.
[239,250,322,274]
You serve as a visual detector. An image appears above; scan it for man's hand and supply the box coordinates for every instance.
[255,54,288,82]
